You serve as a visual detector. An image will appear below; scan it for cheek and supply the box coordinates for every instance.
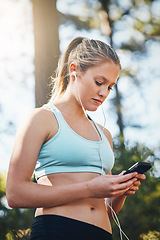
[79,77,96,99]
[79,88,89,101]
[86,81,96,93]
[80,81,93,95]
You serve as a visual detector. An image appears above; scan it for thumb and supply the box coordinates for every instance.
[119,170,126,176]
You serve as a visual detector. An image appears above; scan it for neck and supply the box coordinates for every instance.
[52,93,86,118]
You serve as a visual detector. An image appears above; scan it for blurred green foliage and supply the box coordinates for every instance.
[140,230,160,240]
[111,143,160,240]
[0,173,34,240]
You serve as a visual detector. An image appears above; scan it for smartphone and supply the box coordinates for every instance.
[123,162,152,175]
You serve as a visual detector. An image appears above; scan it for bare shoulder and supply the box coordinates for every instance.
[97,124,113,150]
[24,106,55,124]
[8,106,58,181]
[15,106,58,149]
[20,106,57,133]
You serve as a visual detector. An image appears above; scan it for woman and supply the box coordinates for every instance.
[6,37,145,240]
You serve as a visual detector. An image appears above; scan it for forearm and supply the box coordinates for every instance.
[105,195,127,218]
[6,180,90,209]
[7,168,139,209]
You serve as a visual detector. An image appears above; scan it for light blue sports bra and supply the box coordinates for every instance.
[34,103,115,180]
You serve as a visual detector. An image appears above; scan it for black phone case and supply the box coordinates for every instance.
[124,162,152,175]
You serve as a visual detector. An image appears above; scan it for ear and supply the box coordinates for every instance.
[69,63,78,79]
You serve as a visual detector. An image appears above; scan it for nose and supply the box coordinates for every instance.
[98,86,109,99]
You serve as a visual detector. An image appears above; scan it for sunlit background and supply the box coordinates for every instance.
[0,1,160,239]
[0,0,160,173]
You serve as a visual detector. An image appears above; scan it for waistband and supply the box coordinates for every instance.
[30,214,112,240]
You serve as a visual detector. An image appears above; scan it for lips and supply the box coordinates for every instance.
[92,98,102,105]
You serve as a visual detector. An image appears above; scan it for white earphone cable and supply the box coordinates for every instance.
[74,72,104,175]
[101,105,129,240]
[74,72,129,240]
[105,200,129,240]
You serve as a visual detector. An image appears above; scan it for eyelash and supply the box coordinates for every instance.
[95,81,102,86]
[95,81,113,90]
[108,86,113,90]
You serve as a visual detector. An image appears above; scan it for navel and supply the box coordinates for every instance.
[90,207,95,211]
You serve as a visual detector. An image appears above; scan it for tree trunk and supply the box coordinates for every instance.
[99,0,125,147]
[32,0,60,107]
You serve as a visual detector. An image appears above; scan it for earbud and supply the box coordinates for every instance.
[71,71,78,82]
[72,71,77,77]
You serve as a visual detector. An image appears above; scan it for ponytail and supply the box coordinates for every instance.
[50,37,84,101]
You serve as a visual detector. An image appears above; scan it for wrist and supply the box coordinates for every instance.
[85,180,94,198]
[117,194,127,200]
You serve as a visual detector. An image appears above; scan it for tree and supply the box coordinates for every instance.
[32,0,60,107]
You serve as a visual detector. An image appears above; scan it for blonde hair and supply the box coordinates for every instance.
[50,37,121,101]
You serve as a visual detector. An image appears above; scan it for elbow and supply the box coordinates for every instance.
[6,185,23,208]
[6,190,19,208]
[7,198,17,209]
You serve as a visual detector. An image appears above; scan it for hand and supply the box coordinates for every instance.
[87,172,138,199]
[119,172,146,196]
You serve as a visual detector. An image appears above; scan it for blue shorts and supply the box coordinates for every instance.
[29,214,112,240]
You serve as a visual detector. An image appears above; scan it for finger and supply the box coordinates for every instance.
[116,177,138,191]
[128,185,139,191]
[125,190,136,196]
[112,186,134,197]
[132,180,141,187]
[119,171,126,176]
[116,172,138,183]
[136,174,146,180]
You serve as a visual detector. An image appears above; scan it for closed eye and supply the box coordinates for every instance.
[108,86,113,90]
[95,81,103,86]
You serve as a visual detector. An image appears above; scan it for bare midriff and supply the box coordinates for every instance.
[35,172,112,233]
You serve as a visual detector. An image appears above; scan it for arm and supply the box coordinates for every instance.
[6,108,90,208]
[6,111,139,209]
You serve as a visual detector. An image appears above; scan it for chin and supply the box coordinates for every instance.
[86,105,99,112]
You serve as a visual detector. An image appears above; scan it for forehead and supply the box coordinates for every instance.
[84,61,120,82]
